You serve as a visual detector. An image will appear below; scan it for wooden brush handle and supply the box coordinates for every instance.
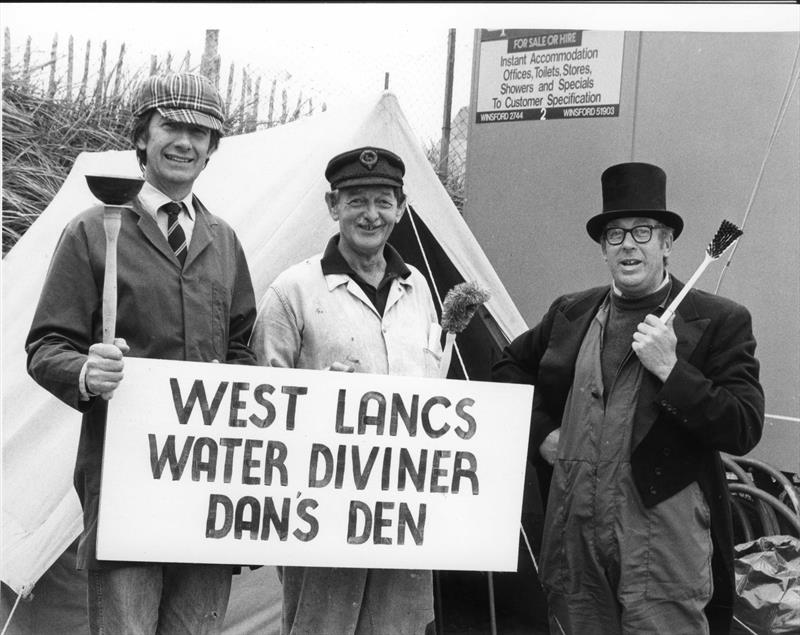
[660,253,712,323]
[102,207,122,344]
[439,332,456,378]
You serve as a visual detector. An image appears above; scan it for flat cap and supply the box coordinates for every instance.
[132,73,225,131]
[325,147,405,190]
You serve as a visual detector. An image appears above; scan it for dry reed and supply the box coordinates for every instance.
[2,74,132,255]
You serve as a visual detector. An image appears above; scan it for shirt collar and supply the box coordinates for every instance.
[320,235,411,281]
[137,180,195,221]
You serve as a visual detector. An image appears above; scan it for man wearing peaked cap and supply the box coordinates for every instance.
[492,162,763,634]
[26,73,257,634]
[324,146,406,189]
[250,146,440,634]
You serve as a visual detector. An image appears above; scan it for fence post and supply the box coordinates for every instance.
[250,75,261,131]
[268,78,276,127]
[94,40,107,106]
[47,34,58,98]
[3,28,10,83]
[66,35,74,101]
[78,39,91,102]
[293,90,302,121]
[111,43,125,101]
[243,72,254,132]
[238,67,247,133]
[437,28,456,183]
[200,29,220,86]
[225,62,235,114]
[22,35,31,87]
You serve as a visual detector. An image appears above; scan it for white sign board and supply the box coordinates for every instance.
[476,29,625,123]
[97,358,533,571]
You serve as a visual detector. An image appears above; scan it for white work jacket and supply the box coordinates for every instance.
[251,254,442,377]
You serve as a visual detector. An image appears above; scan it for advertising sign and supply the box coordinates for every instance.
[476,29,625,123]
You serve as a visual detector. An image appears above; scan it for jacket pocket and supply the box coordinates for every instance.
[644,481,713,601]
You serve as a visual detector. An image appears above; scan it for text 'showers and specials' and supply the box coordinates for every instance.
[476,29,624,123]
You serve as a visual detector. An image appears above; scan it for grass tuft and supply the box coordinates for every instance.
[3,74,131,255]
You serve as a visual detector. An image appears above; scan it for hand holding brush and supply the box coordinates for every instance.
[660,219,743,323]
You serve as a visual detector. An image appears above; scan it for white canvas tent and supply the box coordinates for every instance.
[1,91,530,632]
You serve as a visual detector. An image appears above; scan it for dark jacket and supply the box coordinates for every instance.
[26,196,257,569]
[492,276,764,634]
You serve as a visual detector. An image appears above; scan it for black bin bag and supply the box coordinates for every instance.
[732,535,800,634]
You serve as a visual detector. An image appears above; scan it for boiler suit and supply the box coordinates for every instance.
[540,297,712,634]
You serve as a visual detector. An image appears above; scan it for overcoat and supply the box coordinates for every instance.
[492,275,764,634]
[26,196,257,569]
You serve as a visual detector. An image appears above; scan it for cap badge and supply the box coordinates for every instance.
[359,149,378,171]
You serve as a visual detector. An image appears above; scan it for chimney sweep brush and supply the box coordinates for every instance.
[439,281,491,378]
[660,219,743,323]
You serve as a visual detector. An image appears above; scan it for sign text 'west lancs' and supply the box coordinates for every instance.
[97,358,533,571]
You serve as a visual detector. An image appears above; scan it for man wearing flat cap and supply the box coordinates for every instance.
[251,146,440,634]
[492,163,763,634]
[26,73,257,633]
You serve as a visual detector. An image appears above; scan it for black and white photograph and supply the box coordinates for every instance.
[2,3,798,634]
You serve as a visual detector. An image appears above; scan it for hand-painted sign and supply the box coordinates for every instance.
[97,357,533,571]
[476,29,624,123]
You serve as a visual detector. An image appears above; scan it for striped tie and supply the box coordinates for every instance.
[161,202,187,266]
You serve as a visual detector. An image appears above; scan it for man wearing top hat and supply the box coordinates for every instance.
[492,163,763,634]
[26,73,257,633]
[250,147,440,634]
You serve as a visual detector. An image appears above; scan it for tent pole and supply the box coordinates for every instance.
[732,615,759,635]
[433,570,444,635]
[487,571,498,635]
[519,523,539,573]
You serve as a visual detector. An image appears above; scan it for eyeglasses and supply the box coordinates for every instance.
[602,225,664,245]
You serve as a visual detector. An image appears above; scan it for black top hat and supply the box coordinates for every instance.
[325,146,405,190]
[586,162,684,242]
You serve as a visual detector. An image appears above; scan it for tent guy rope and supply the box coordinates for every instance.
[406,205,469,378]
[1,593,22,635]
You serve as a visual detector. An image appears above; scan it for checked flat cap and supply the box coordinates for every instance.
[133,73,225,131]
